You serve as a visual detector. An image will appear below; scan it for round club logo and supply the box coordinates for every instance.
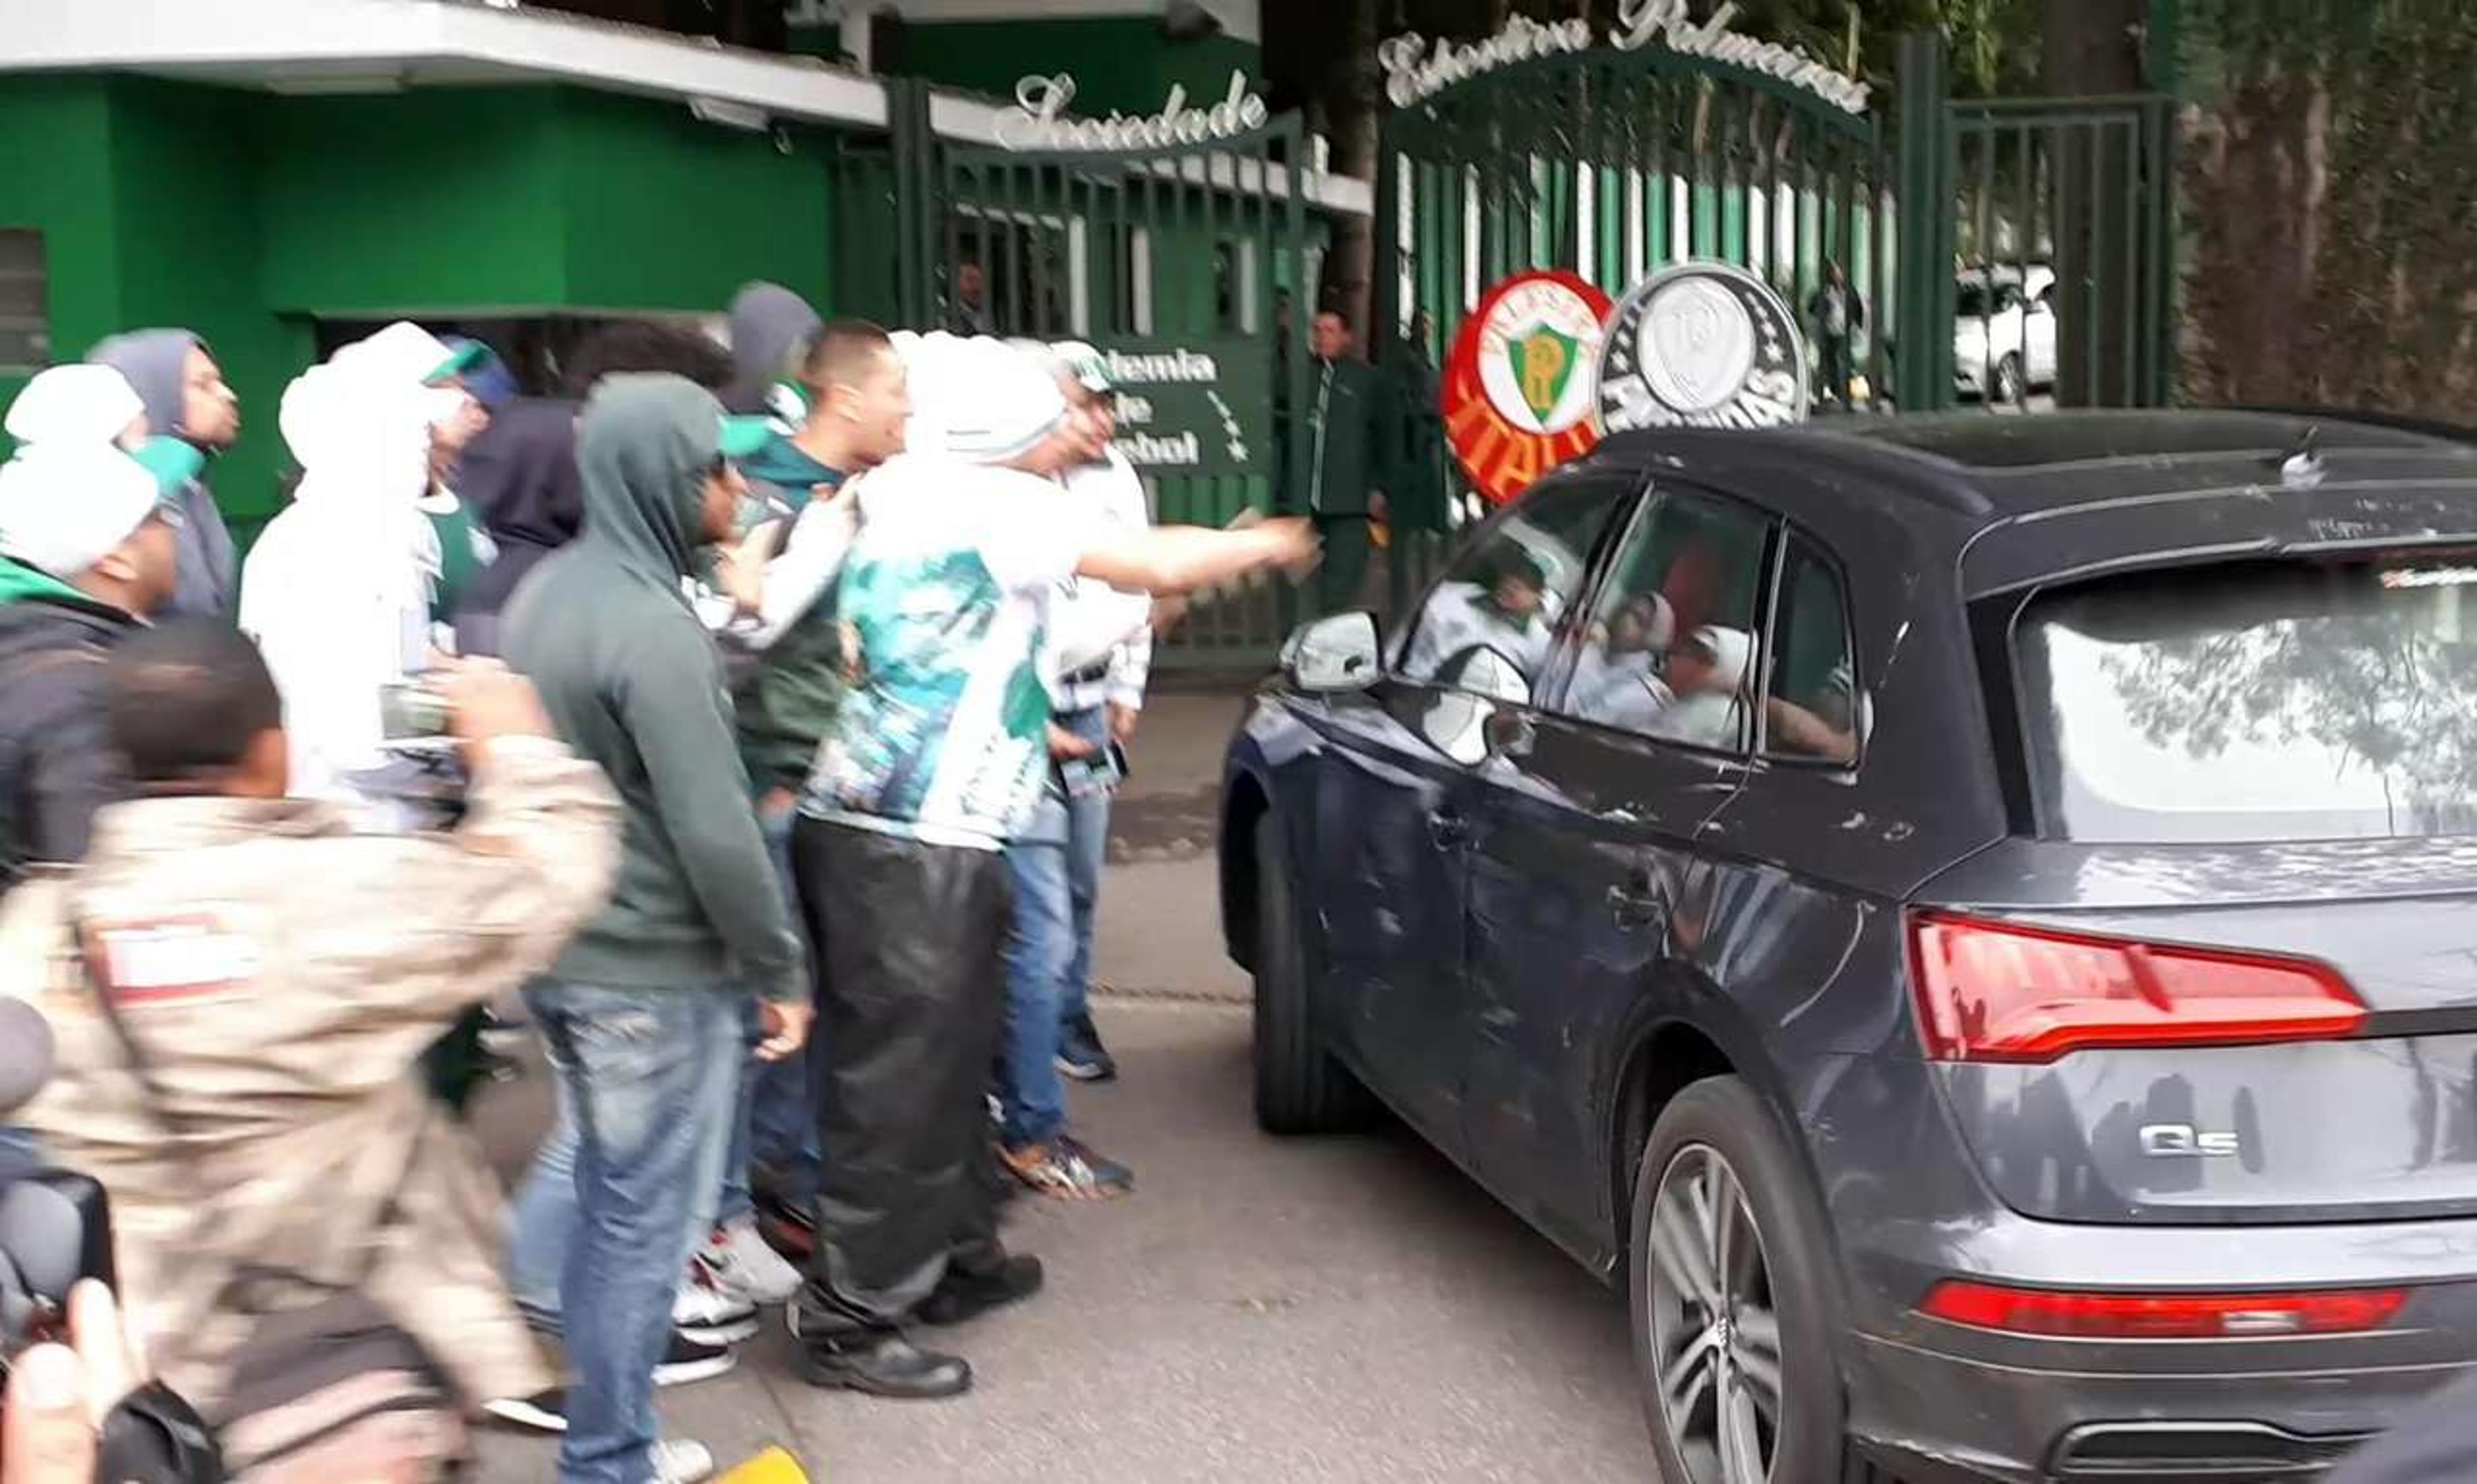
[1595,261,1809,433]
[1443,270,1613,506]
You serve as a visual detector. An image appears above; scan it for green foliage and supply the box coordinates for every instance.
[2179,0,2477,414]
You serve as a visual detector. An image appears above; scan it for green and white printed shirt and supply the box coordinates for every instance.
[801,457,1089,850]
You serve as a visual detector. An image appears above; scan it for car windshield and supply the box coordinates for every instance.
[1956,282,1993,318]
[2016,555,2477,842]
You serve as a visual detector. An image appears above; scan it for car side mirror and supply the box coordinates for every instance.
[1418,645,1534,766]
[1282,611,1382,693]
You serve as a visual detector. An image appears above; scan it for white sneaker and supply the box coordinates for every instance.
[653,1332,737,1388]
[651,1438,715,1484]
[671,1269,760,1345]
[697,1214,802,1306]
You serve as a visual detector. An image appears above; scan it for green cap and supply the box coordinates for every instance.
[127,436,206,497]
[717,415,776,460]
[425,338,488,385]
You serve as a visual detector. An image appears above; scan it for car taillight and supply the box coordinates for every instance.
[1919,1280,2406,1339]
[1907,911,2365,1063]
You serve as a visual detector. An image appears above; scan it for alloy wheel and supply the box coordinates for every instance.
[1646,1143,1784,1484]
[1994,354,2025,406]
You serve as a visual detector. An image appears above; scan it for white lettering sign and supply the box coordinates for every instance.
[1120,430,1204,466]
[1382,0,1868,115]
[1377,17,1594,110]
[1101,348,1220,384]
[998,71,1270,152]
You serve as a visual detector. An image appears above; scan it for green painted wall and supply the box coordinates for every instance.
[3,75,842,533]
[110,80,304,524]
[257,89,569,316]
[898,17,1257,115]
[555,89,830,313]
[0,80,117,373]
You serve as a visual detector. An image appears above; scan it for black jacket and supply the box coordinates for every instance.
[0,560,141,891]
[453,397,584,643]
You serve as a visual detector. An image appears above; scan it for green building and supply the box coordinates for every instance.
[0,0,1353,544]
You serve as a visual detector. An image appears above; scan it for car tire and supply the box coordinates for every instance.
[1629,1075,1865,1484]
[1250,811,1369,1134]
[1993,352,2025,407]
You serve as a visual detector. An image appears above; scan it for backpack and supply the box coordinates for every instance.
[0,644,110,898]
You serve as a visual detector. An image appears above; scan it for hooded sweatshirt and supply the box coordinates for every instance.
[0,559,141,889]
[722,282,823,417]
[452,397,582,644]
[238,334,444,811]
[502,375,801,1002]
[86,330,238,622]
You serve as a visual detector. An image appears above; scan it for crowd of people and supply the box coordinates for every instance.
[0,286,1317,1484]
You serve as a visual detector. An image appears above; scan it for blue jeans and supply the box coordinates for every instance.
[515,981,742,1484]
[720,796,820,1220]
[1058,782,1109,1034]
[999,793,1075,1150]
[996,708,1113,1149]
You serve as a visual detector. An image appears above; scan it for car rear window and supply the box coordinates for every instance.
[2014,555,2477,842]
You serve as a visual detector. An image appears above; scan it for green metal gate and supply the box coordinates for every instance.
[870,81,1320,667]
[1374,43,1895,609]
[1894,34,2178,413]
[827,35,2180,668]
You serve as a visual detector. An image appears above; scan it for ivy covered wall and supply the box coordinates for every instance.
[2176,1,2477,416]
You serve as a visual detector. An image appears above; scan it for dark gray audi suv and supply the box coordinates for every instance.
[1220,410,2477,1482]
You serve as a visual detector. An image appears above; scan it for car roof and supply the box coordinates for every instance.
[1580,410,2477,595]
[1595,409,2477,518]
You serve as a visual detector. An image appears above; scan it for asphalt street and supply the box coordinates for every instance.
[470,685,1661,1483]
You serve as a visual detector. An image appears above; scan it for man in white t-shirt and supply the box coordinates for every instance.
[1569,592,1675,721]
[990,342,1151,1203]
[786,337,1316,1401]
[1404,548,1557,684]
[1646,625,1753,749]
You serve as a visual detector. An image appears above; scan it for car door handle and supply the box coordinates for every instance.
[1607,873,1670,929]
[1427,810,1471,849]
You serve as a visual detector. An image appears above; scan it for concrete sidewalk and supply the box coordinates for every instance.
[1089,680,1258,1005]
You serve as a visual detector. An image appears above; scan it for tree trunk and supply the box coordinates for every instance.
[2043,0,2145,406]
[1328,0,1384,339]
[2180,73,2325,405]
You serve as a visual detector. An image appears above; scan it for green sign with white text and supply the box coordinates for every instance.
[1091,338,1270,480]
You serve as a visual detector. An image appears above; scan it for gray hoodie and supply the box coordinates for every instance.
[86,329,237,621]
[501,375,801,1002]
[722,282,822,417]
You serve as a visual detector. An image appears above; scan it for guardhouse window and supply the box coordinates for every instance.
[0,230,46,375]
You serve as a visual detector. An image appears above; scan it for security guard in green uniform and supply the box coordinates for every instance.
[1300,307,1397,615]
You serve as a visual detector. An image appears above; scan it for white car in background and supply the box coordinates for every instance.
[1955,263,2056,404]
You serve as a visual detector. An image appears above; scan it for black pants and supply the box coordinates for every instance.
[1817,339,1853,404]
[791,817,1013,1336]
[1315,513,1373,615]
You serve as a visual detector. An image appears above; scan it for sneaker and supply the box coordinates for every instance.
[653,1332,738,1388]
[673,1271,761,1346]
[482,1387,567,1434]
[697,1214,803,1306]
[651,1438,715,1484]
[917,1252,1045,1326]
[1055,1014,1118,1082]
[1000,1133,1134,1201]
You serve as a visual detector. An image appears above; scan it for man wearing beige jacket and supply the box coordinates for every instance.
[0,620,620,1451]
